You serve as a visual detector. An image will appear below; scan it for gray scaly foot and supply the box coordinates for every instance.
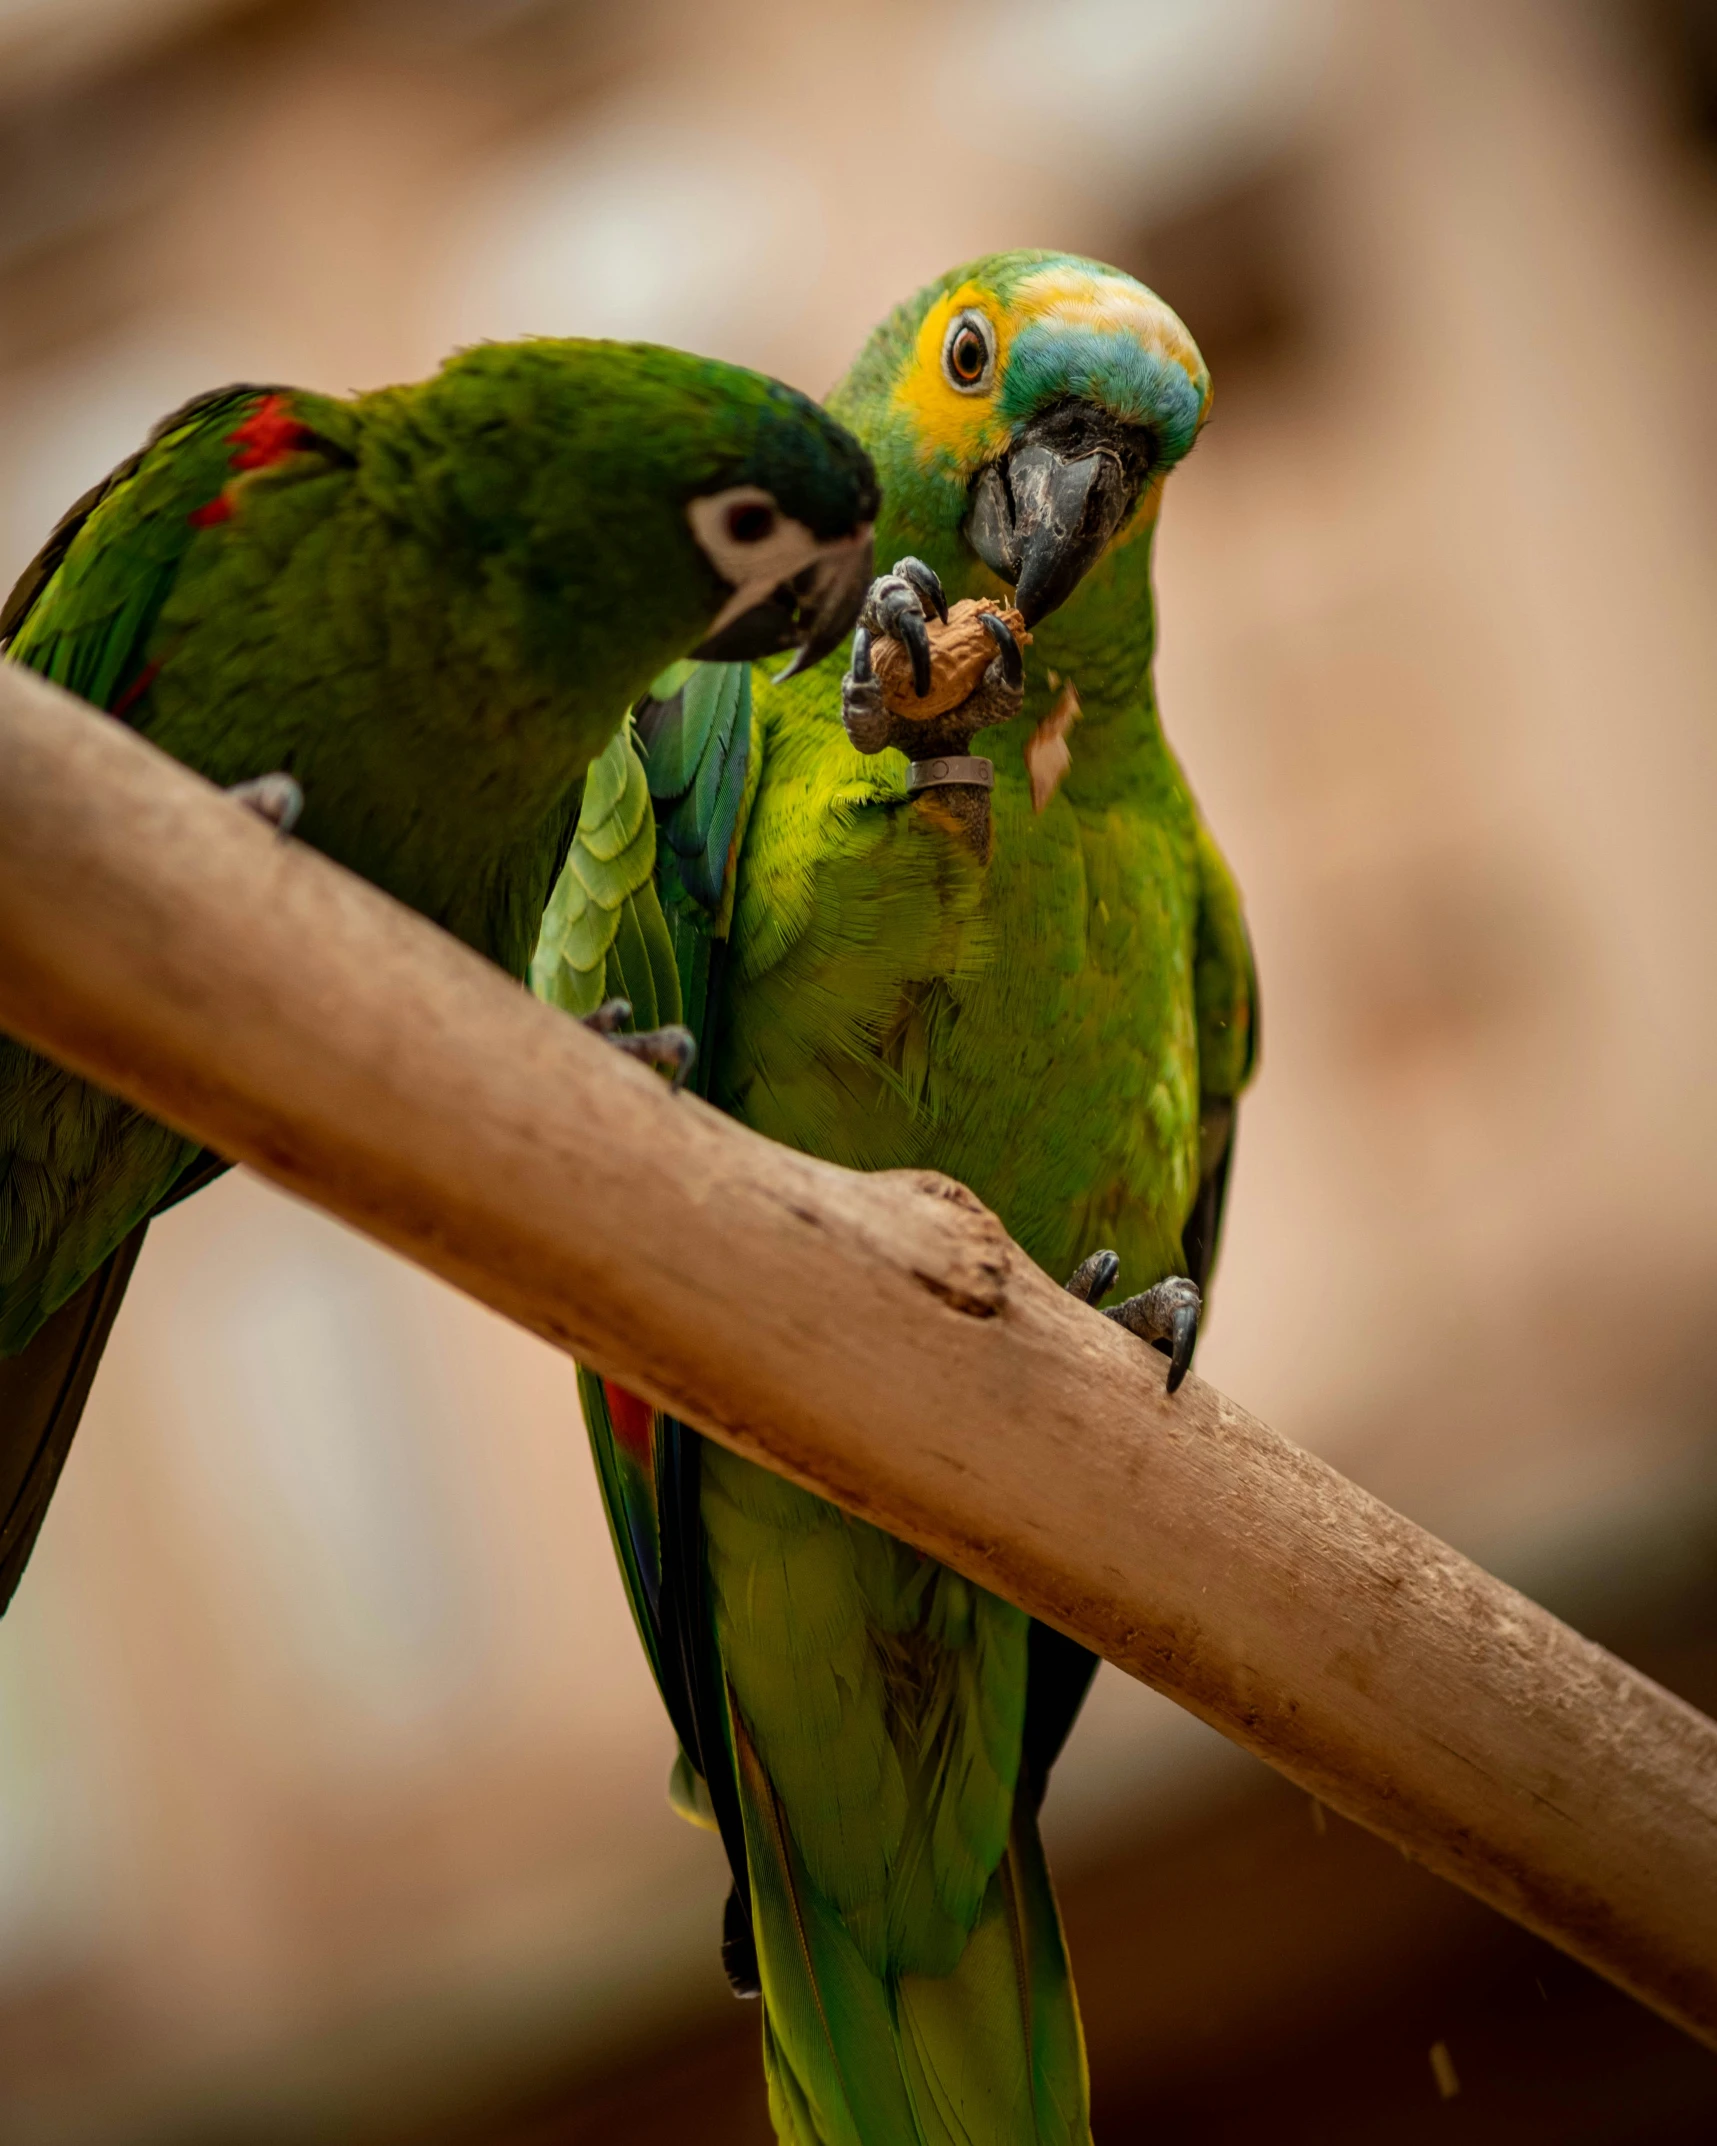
[1065,1249,1202,1395]
[583,998,697,1091]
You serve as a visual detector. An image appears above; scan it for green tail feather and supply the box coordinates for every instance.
[742,1698,1091,2146]
[706,1448,1090,2145]
[576,1366,664,1693]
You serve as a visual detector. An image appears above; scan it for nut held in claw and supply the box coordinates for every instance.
[869,599,1030,722]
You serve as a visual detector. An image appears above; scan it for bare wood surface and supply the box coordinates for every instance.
[1,662,1715,2045]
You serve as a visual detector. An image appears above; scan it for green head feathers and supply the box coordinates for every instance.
[351,338,879,684]
[827,251,1209,639]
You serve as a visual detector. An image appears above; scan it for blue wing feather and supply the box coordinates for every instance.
[636,661,723,797]
[637,661,752,915]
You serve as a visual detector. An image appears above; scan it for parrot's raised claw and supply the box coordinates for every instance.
[1064,1249,1120,1305]
[980,609,1024,689]
[893,555,948,626]
[226,771,303,834]
[1103,1274,1203,1395]
[896,604,932,698]
[862,569,935,697]
[841,565,1026,865]
[580,1000,698,1090]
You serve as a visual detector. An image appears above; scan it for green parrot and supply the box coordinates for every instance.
[0,337,877,1612]
[537,253,1257,2142]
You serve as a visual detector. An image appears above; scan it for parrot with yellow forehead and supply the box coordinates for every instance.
[537,252,1257,2144]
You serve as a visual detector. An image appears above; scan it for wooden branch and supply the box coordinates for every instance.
[2,662,1715,2046]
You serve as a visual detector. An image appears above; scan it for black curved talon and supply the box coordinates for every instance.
[866,572,937,698]
[1064,1249,1120,1305]
[1164,1295,1199,1393]
[893,556,948,626]
[902,608,931,697]
[227,772,303,834]
[875,590,931,697]
[1103,1275,1203,1395]
[850,625,873,684]
[979,610,1023,689]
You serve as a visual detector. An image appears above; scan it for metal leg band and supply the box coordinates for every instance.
[906,755,995,794]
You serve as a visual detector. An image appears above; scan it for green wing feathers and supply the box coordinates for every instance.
[637,659,752,915]
[576,1366,666,1694]
[531,719,676,1024]
[529,659,757,1039]
[1192,818,1257,1106]
[1,387,279,713]
[550,688,740,1814]
[1184,817,1259,1290]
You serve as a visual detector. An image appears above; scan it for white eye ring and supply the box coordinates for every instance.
[941,310,997,395]
[688,484,822,633]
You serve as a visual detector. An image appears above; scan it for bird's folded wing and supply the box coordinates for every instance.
[1183,815,1260,1290]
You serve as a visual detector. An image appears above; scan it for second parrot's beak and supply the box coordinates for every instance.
[965,403,1155,626]
[693,526,875,674]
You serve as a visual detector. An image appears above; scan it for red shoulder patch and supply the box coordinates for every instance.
[186,394,319,529]
[602,1381,656,1465]
[225,394,316,472]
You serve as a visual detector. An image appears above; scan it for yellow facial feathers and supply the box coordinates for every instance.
[890,263,1210,474]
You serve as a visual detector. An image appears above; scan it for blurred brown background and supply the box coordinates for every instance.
[2,0,1716,2138]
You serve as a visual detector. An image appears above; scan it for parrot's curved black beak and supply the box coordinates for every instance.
[693,526,875,675]
[964,403,1156,626]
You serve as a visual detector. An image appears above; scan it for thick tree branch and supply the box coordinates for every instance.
[1,663,1714,2045]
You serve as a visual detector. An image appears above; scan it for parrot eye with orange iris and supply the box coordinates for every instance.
[941,311,996,395]
[726,500,777,543]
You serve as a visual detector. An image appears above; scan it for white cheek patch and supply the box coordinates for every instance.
[688,487,822,630]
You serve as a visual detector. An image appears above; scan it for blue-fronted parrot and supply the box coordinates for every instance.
[0,338,877,1611]
[542,252,1258,2142]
